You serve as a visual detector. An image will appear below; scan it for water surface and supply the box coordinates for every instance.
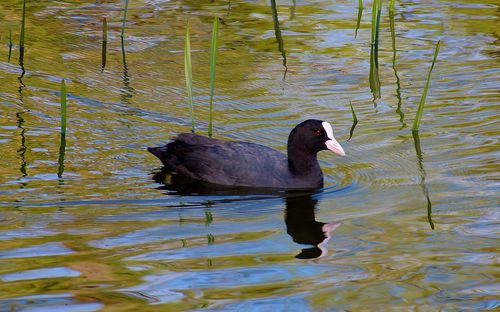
[0,0,498,310]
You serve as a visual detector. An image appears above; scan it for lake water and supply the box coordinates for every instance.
[0,0,498,310]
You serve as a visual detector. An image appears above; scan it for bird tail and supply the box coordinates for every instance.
[147,146,167,159]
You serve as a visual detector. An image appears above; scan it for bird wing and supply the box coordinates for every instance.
[165,134,289,187]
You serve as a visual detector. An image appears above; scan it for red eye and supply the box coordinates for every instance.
[314,129,322,136]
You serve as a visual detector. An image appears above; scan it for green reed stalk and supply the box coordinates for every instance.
[270,0,288,77]
[101,17,107,70]
[184,20,195,133]
[348,101,358,141]
[60,79,67,135]
[121,0,129,38]
[369,0,381,100]
[389,0,396,65]
[355,0,363,38]
[208,17,219,138]
[370,0,381,45]
[412,40,441,132]
[19,0,26,63]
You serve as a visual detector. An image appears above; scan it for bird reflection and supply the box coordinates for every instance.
[285,194,340,259]
[152,169,340,259]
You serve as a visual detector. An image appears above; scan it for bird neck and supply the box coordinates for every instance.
[287,145,321,176]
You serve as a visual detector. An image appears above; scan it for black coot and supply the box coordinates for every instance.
[147,119,345,189]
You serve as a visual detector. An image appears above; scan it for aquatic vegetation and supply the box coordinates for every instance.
[369,0,382,100]
[101,17,107,70]
[19,0,26,64]
[121,0,129,38]
[412,40,441,132]
[412,131,434,229]
[184,20,195,133]
[389,0,405,127]
[208,17,219,138]
[270,0,288,78]
[355,0,363,38]
[348,101,358,141]
[389,0,397,68]
[60,79,67,135]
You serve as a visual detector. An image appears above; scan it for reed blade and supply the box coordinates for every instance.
[101,17,107,70]
[290,0,297,19]
[270,0,288,78]
[412,40,441,132]
[60,79,67,135]
[184,20,195,133]
[348,101,358,141]
[355,0,363,38]
[389,0,396,67]
[121,0,129,38]
[19,0,26,65]
[369,0,381,100]
[208,17,219,138]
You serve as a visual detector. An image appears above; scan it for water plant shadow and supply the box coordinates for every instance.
[101,17,107,71]
[57,134,66,179]
[16,111,28,178]
[58,80,67,179]
[17,51,27,178]
[348,101,358,141]
[389,1,405,128]
[8,29,13,62]
[270,0,288,79]
[412,131,434,229]
[120,37,134,105]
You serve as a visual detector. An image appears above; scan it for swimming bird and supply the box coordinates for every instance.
[148,119,345,189]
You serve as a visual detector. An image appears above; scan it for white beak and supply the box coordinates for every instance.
[322,121,346,156]
[325,139,345,156]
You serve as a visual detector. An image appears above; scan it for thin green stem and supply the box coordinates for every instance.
[19,0,26,63]
[60,79,67,135]
[355,0,363,38]
[412,40,441,132]
[121,0,129,38]
[208,17,219,138]
[184,20,195,133]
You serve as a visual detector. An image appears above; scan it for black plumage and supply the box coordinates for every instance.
[148,119,345,190]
